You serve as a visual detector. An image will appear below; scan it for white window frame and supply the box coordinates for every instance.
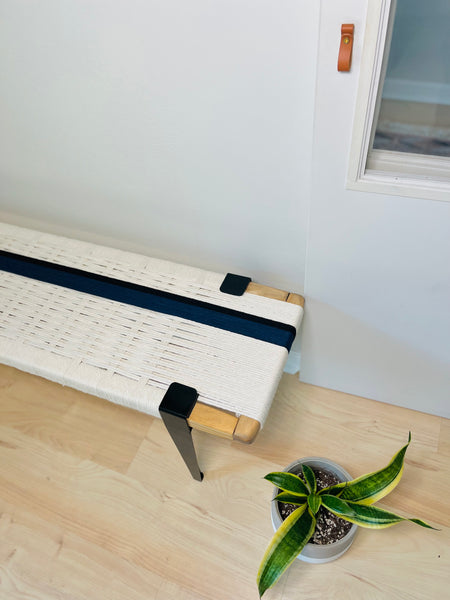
[347,0,450,203]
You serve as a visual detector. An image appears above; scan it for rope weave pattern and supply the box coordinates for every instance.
[0,224,303,425]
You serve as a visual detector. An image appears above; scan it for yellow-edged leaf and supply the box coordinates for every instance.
[302,464,316,493]
[307,494,322,515]
[274,492,307,505]
[257,505,315,597]
[321,432,411,505]
[264,472,309,495]
[322,495,436,530]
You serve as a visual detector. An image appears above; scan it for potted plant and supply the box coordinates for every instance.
[270,457,358,564]
[257,433,436,597]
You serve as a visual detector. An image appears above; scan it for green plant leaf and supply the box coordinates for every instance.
[321,432,412,505]
[264,472,309,495]
[257,506,316,597]
[307,493,322,515]
[321,495,437,530]
[302,464,316,493]
[274,492,307,505]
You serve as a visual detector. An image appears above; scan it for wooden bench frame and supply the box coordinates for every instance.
[188,284,304,443]
[157,283,304,480]
[0,228,304,480]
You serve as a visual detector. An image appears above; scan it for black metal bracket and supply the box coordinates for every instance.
[159,382,204,481]
[220,273,252,296]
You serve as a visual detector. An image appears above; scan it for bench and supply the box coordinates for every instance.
[0,223,304,480]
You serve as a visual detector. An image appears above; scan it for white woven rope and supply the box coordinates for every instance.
[0,223,301,326]
[0,223,303,426]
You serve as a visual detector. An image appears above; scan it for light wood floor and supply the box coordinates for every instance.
[0,364,448,599]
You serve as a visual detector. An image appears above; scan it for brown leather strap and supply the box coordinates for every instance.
[338,24,354,72]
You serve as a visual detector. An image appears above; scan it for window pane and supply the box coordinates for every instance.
[373,0,450,157]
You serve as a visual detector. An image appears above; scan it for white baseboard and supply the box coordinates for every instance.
[284,350,301,375]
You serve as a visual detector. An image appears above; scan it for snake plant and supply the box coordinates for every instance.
[257,433,436,597]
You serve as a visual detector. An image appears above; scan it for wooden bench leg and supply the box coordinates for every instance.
[159,383,204,482]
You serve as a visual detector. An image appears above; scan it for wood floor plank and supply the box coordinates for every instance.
[0,365,153,474]
[271,524,446,600]
[0,364,448,599]
[0,425,261,599]
[0,500,162,600]
[438,418,450,457]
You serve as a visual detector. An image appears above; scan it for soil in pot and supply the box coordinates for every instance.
[278,467,352,545]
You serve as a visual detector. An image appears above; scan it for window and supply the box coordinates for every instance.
[347,0,450,202]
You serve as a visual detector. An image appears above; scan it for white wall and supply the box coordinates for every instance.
[0,0,318,292]
[300,0,450,418]
[1,0,448,417]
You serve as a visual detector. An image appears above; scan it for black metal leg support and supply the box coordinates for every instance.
[159,382,204,482]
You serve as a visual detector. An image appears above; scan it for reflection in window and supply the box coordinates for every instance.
[373,0,450,157]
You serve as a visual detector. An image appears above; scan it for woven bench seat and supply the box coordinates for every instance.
[0,223,304,479]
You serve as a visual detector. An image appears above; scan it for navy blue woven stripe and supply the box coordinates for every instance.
[0,250,296,350]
